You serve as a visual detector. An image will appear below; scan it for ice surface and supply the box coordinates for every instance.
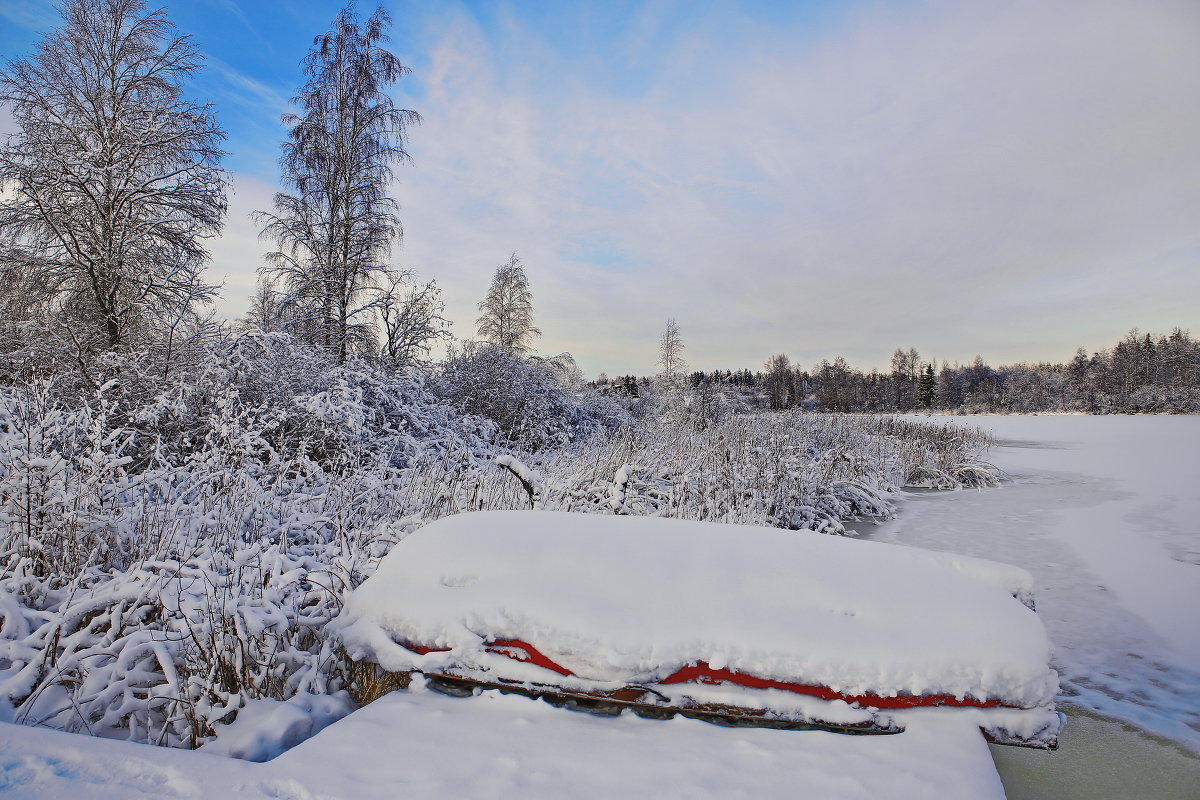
[0,680,1007,799]
[888,414,1200,751]
[337,510,1057,709]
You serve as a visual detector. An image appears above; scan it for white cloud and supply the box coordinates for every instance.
[207,174,278,319]
[0,0,58,32]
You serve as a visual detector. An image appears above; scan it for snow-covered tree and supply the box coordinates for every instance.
[763,353,794,410]
[657,318,687,388]
[437,343,618,450]
[476,253,540,354]
[890,347,920,410]
[257,4,419,364]
[243,276,284,333]
[814,357,854,411]
[378,271,451,369]
[0,0,226,355]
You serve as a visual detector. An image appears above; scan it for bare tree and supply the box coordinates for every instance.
[257,4,419,364]
[378,271,451,369]
[890,347,920,410]
[0,0,226,356]
[657,318,687,387]
[763,353,794,410]
[243,276,284,333]
[476,253,540,354]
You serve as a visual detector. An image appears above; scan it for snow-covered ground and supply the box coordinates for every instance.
[0,675,1007,799]
[885,414,1200,751]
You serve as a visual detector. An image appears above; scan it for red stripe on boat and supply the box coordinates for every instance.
[660,661,1006,709]
[485,639,573,677]
[399,640,1009,710]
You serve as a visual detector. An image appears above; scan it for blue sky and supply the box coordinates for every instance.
[2,0,1199,376]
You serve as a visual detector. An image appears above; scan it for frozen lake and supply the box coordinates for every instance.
[879,415,1200,752]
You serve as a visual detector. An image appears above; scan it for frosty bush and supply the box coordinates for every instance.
[872,417,999,489]
[0,334,496,747]
[0,379,139,578]
[435,342,627,450]
[483,412,996,534]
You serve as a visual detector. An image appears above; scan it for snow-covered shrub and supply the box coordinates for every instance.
[0,379,141,578]
[430,412,997,536]
[1124,385,1200,414]
[0,440,432,747]
[0,334,506,749]
[435,343,626,450]
[686,379,733,431]
[129,332,491,473]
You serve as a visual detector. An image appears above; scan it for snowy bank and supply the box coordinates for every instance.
[337,511,1061,746]
[0,682,1009,799]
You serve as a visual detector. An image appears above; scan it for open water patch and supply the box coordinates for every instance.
[991,705,1200,800]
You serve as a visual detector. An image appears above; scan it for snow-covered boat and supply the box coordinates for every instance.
[336,511,1063,748]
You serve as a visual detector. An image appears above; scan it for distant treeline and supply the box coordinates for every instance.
[598,328,1200,414]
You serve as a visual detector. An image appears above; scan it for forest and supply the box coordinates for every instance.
[602,326,1200,416]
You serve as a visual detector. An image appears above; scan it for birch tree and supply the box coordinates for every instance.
[378,271,450,369]
[244,276,284,333]
[476,253,540,354]
[890,347,920,410]
[763,353,794,410]
[0,0,226,355]
[657,318,687,387]
[257,4,419,363]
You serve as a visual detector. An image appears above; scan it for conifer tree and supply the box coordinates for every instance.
[918,362,936,408]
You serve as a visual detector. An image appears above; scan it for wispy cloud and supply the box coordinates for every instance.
[7,0,1197,374]
[206,57,291,116]
[214,0,276,56]
[197,57,292,179]
[0,0,59,33]
[380,0,1200,374]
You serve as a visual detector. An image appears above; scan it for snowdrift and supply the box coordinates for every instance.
[337,511,1062,747]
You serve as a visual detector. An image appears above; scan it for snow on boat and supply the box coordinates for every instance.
[336,511,1063,748]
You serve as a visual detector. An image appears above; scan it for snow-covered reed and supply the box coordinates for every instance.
[0,352,996,751]
[438,413,997,534]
